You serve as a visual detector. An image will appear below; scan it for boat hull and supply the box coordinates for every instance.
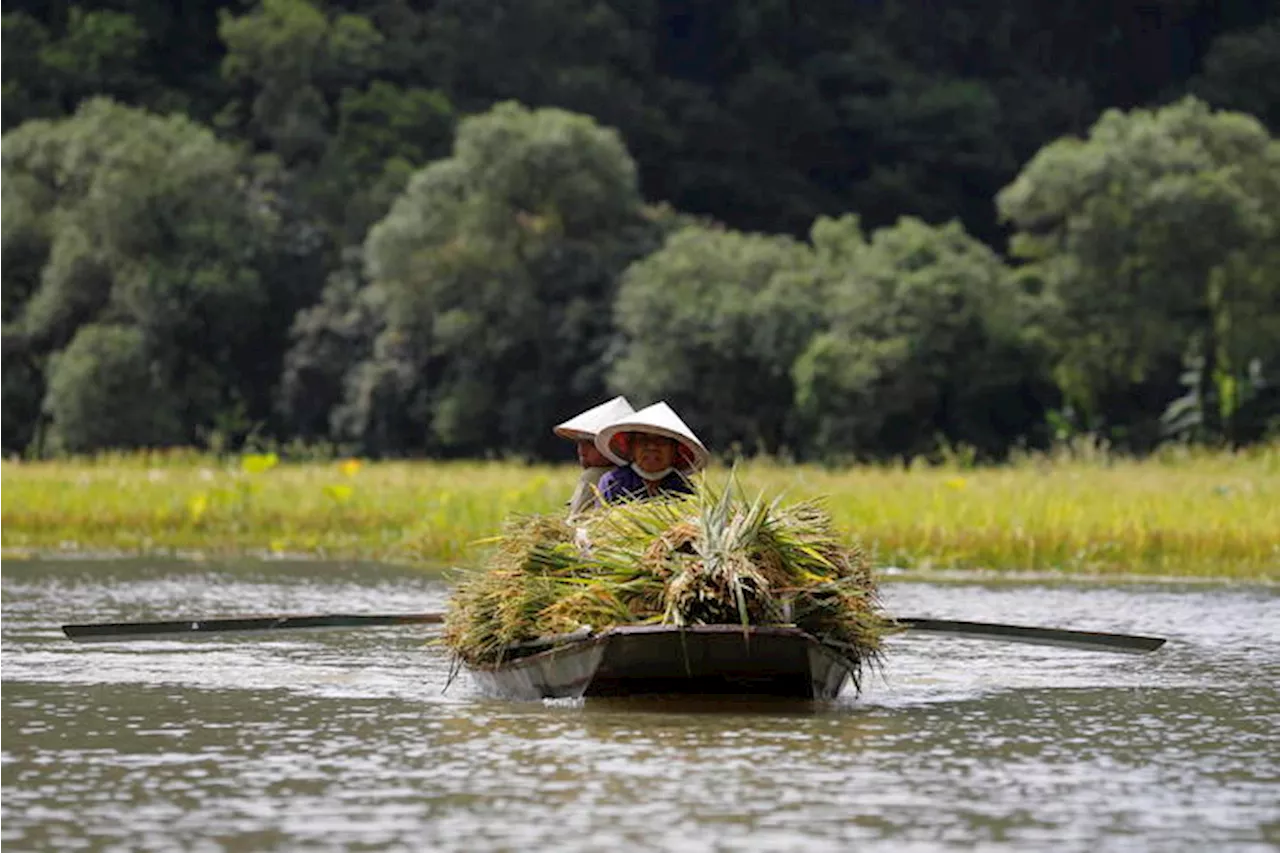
[466,625,856,702]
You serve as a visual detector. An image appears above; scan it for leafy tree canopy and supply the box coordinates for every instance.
[610,224,818,456]
[344,102,666,456]
[4,98,272,351]
[43,324,182,453]
[998,96,1280,443]
[218,0,383,162]
[793,216,1045,460]
[2,97,282,448]
[1193,20,1280,132]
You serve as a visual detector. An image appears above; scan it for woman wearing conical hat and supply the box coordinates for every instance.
[594,402,709,503]
[554,396,634,517]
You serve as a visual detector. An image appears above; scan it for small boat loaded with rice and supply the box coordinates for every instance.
[442,481,896,702]
[59,479,1167,700]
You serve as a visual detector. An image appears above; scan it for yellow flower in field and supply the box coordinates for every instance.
[339,459,363,477]
[241,453,279,475]
[324,484,354,504]
[187,494,208,522]
[944,477,968,491]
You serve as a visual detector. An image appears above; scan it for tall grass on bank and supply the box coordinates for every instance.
[1,444,1276,579]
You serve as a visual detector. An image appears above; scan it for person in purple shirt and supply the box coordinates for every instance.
[552,395,634,517]
[593,402,709,503]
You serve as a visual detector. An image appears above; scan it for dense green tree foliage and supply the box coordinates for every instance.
[998,97,1280,445]
[296,102,669,457]
[793,216,1049,460]
[1192,19,1280,131]
[611,225,818,455]
[218,0,383,162]
[1,347,45,456]
[1,12,55,128]
[2,99,294,452]
[43,324,183,452]
[2,1,1278,459]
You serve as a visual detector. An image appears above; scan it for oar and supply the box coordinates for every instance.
[895,617,1165,654]
[61,612,445,643]
[61,612,1165,653]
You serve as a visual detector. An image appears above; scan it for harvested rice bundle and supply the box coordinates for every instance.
[443,477,892,682]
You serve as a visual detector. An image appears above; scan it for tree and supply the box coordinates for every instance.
[279,249,386,441]
[792,216,1046,460]
[313,81,456,244]
[1,163,54,325]
[2,12,55,129]
[1193,20,1280,132]
[2,98,286,450]
[218,0,383,163]
[218,0,456,250]
[997,97,1280,445]
[350,101,666,456]
[610,224,819,455]
[42,324,182,453]
[1,6,182,129]
[41,7,150,109]
[6,99,269,346]
[1,345,45,455]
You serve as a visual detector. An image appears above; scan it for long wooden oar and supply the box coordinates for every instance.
[61,612,445,643]
[61,612,1165,653]
[895,617,1166,654]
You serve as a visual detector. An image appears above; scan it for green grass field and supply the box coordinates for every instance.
[2,444,1277,579]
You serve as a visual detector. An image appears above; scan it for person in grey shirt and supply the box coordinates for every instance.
[553,396,634,517]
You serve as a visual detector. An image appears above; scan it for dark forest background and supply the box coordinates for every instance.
[3,0,1278,462]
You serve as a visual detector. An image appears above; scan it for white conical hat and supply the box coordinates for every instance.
[594,401,709,473]
[554,396,635,463]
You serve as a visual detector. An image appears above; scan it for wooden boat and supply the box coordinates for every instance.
[464,624,860,701]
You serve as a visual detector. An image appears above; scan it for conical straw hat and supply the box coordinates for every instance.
[594,401,710,473]
[554,396,635,464]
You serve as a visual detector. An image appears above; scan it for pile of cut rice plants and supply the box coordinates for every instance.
[442,477,892,690]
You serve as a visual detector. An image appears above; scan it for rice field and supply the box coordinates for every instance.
[2,444,1277,579]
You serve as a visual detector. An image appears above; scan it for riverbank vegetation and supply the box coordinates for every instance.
[3,445,1276,580]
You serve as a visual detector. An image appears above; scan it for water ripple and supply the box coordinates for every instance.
[3,561,1277,852]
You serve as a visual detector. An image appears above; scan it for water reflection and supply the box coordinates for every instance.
[3,560,1277,852]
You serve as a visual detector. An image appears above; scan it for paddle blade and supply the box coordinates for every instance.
[896,617,1166,654]
[62,612,445,643]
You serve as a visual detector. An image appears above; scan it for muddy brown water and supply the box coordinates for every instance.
[2,559,1277,852]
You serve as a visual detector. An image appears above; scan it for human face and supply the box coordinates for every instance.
[631,433,677,473]
[576,439,611,468]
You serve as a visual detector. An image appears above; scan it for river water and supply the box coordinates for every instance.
[2,560,1276,852]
